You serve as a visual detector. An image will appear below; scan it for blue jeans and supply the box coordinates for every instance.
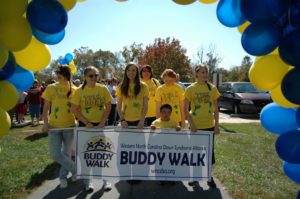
[48,128,75,180]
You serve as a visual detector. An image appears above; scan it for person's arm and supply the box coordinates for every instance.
[42,100,50,133]
[70,104,93,128]
[179,100,185,128]
[137,96,148,129]
[117,96,128,128]
[98,102,111,128]
[213,100,220,134]
[184,99,196,132]
[156,101,161,118]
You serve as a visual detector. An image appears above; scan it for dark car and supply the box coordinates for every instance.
[218,82,272,114]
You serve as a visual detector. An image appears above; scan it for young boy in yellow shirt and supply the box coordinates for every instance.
[151,104,181,131]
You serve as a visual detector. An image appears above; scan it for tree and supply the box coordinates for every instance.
[121,42,144,63]
[195,44,223,81]
[239,55,252,81]
[139,37,192,82]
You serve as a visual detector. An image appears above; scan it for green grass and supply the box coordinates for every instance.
[0,123,299,199]
[215,123,300,199]
[0,126,58,199]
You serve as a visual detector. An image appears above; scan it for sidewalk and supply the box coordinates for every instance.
[28,176,231,199]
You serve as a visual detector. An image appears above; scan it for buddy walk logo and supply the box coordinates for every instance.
[84,136,114,168]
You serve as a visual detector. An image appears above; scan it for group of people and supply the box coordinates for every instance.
[41,62,220,192]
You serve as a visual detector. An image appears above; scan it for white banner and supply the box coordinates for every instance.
[75,127,213,181]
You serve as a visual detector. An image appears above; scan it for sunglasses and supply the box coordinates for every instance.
[88,74,99,78]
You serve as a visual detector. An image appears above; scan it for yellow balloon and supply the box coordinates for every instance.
[255,48,278,61]
[58,0,77,11]
[173,0,196,5]
[77,0,87,2]
[0,45,9,70]
[13,37,51,72]
[0,81,18,111]
[270,84,300,108]
[199,0,218,4]
[69,61,77,74]
[0,17,32,52]
[0,0,28,18]
[0,108,11,139]
[249,55,289,91]
[237,21,250,34]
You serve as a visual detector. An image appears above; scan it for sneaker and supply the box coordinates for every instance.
[207,177,217,188]
[85,182,94,193]
[60,178,68,189]
[103,181,112,192]
[188,181,197,186]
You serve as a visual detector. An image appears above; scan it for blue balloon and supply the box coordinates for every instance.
[283,161,300,184]
[281,68,300,105]
[32,27,65,45]
[260,103,299,135]
[297,108,300,128]
[27,0,68,34]
[0,52,16,80]
[64,53,73,63]
[279,30,300,67]
[276,130,300,164]
[59,58,69,65]
[6,65,34,92]
[242,23,282,56]
[217,0,246,27]
[240,0,288,24]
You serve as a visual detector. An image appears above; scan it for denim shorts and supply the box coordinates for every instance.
[29,104,41,117]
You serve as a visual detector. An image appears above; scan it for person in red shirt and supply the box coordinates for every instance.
[27,80,42,126]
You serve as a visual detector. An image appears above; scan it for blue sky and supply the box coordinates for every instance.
[49,0,252,69]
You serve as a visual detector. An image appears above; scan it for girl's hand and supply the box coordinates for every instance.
[137,120,144,129]
[98,121,106,128]
[214,125,220,135]
[150,125,156,130]
[190,123,197,133]
[42,124,49,133]
[86,122,94,128]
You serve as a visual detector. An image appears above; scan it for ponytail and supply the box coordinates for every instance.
[82,80,87,90]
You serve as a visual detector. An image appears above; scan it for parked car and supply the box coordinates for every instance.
[218,82,272,114]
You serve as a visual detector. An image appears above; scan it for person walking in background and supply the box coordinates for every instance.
[27,80,42,126]
[16,91,28,124]
[107,77,119,126]
[155,69,185,128]
[42,65,77,189]
[71,66,113,192]
[116,62,149,129]
[140,65,160,126]
[184,64,221,188]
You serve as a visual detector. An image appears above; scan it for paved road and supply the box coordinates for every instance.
[28,176,231,199]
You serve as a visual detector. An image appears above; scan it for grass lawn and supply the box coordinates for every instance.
[0,123,299,199]
[215,123,299,199]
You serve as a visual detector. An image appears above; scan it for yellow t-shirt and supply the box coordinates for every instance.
[71,83,112,123]
[142,78,160,118]
[151,118,178,128]
[184,82,221,129]
[42,82,76,128]
[116,82,149,121]
[155,83,184,123]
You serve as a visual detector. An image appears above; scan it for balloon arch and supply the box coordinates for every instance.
[0,0,299,196]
